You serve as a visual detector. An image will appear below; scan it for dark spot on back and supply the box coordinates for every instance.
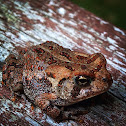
[76,55,87,60]
[33,48,45,54]
[65,65,74,71]
[87,54,99,64]
[47,72,55,79]
[60,52,72,60]
[49,46,53,50]
[48,56,57,65]
[87,59,92,64]
[81,65,87,70]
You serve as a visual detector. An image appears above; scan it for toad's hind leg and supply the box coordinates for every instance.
[2,54,24,94]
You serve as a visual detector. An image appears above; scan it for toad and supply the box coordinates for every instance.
[2,41,112,119]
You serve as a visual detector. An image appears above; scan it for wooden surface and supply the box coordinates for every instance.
[0,0,126,125]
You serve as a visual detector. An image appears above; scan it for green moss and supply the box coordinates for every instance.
[0,3,20,26]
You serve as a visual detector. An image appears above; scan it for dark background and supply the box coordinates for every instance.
[70,0,126,30]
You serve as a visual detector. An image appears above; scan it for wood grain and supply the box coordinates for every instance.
[0,0,126,125]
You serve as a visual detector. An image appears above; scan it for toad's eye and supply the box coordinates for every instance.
[75,76,92,87]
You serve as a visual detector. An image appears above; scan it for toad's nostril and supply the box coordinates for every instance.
[102,77,108,82]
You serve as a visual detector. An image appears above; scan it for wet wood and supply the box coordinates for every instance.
[0,0,126,125]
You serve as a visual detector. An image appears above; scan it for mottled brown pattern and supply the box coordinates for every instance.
[2,41,112,119]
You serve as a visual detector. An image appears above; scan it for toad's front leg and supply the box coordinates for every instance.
[35,93,85,120]
[35,93,61,118]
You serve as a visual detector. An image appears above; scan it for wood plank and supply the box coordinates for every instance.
[0,0,126,125]
[0,0,126,101]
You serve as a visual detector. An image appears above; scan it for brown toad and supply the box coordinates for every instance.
[2,41,112,119]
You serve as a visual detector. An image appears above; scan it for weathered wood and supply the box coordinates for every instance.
[0,0,126,125]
